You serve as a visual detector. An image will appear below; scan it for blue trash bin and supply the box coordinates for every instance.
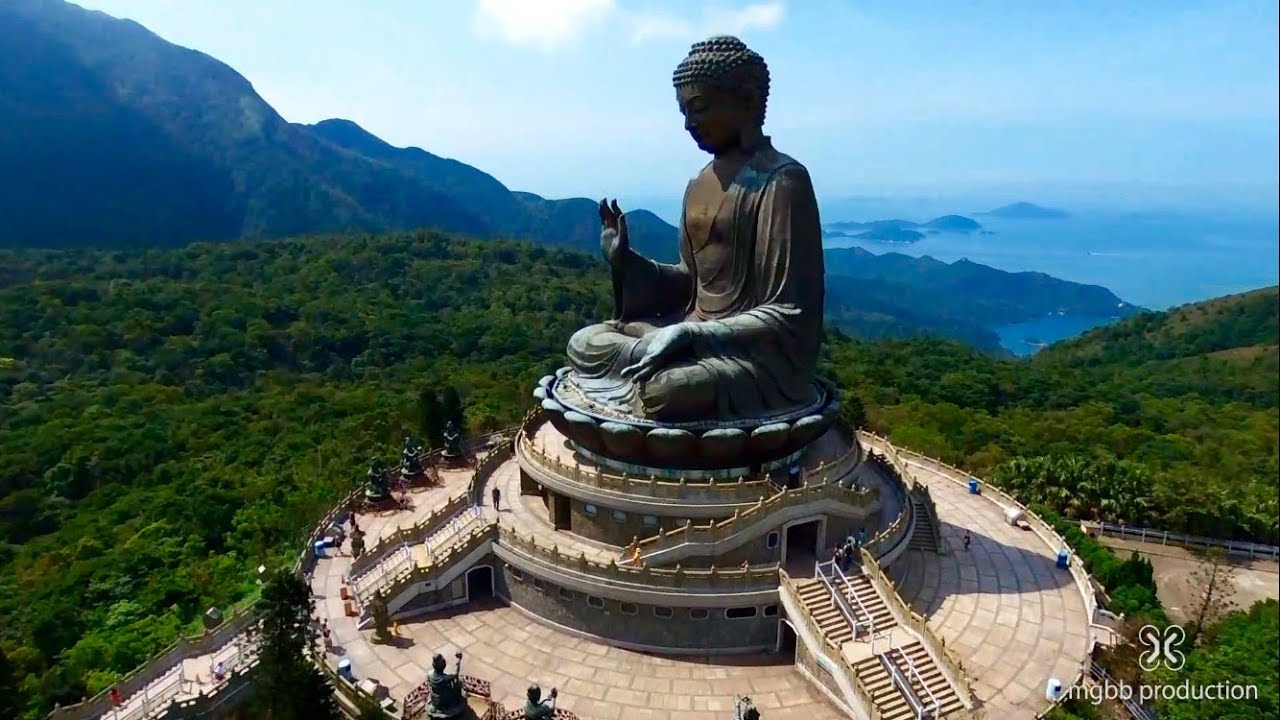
[338,657,353,681]
[968,478,980,494]
[313,540,327,558]
[1056,549,1070,569]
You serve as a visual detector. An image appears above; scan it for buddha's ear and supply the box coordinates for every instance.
[739,85,763,123]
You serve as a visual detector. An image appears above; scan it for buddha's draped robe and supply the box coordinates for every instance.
[567,139,824,422]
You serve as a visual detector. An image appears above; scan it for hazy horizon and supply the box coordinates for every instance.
[68,0,1279,215]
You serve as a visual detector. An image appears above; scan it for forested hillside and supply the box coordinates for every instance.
[831,285,1279,544]
[0,235,1274,718]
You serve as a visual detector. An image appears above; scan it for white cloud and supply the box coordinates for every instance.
[472,1,786,51]
[703,2,786,36]
[473,0,617,52]
[625,3,786,43]
[627,12,696,43]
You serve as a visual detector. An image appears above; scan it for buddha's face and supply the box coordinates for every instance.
[676,83,759,155]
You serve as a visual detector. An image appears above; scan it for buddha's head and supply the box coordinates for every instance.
[673,36,770,155]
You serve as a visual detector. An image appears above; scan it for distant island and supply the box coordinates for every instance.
[823,214,982,243]
[980,202,1070,219]
[853,227,926,243]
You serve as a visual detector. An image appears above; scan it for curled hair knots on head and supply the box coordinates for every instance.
[672,36,770,122]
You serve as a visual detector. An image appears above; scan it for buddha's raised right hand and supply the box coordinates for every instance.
[598,198,629,268]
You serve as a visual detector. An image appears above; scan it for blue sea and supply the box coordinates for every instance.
[816,199,1278,355]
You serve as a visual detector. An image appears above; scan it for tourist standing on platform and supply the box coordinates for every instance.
[321,620,332,652]
[491,486,501,512]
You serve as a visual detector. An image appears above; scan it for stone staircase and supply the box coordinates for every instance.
[794,573,897,640]
[352,506,486,599]
[790,564,964,719]
[853,642,965,720]
[908,497,937,552]
[907,486,945,554]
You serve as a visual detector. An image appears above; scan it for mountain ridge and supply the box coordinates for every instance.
[0,0,678,256]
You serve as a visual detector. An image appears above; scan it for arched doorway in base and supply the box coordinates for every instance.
[467,565,494,600]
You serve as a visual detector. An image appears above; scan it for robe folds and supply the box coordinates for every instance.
[567,139,825,422]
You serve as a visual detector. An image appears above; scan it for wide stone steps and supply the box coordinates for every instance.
[794,579,854,645]
[854,642,964,720]
[793,571,898,648]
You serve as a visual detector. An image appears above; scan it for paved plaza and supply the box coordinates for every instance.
[889,458,1091,717]
[305,446,1094,720]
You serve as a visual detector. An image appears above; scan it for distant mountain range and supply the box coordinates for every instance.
[0,0,1137,354]
[822,247,1139,352]
[0,0,677,258]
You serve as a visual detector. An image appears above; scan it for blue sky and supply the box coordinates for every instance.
[74,1,1279,212]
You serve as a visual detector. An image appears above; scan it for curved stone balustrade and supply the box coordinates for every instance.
[633,480,880,559]
[518,430,775,503]
[865,497,912,562]
[497,525,779,596]
[467,431,517,504]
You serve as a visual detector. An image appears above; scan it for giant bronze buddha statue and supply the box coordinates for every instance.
[539,36,836,469]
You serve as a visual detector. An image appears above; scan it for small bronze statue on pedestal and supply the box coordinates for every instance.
[401,436,425,479]
[365,457,391,502]
[426,652,466,718]
[523,684,558,719]
[442,421,464,461]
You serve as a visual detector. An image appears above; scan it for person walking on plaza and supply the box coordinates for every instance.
[963,530,971,551]
[491,486,501,512]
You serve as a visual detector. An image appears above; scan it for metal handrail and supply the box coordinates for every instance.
[895,646,940,718]
[879,652,927,719]
[824,556,875,632]
[352,503,483,599]
[424,506,484,561]
[353,545,412,598]
[815,560,862,637]
[1091,661,1157,720]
